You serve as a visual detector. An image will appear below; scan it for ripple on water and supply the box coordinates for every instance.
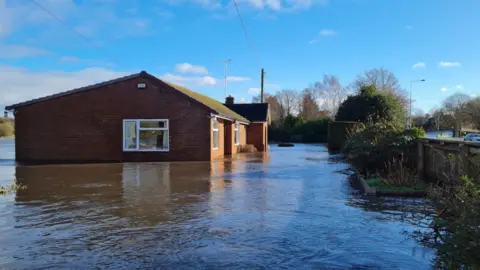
[0,144,433,269]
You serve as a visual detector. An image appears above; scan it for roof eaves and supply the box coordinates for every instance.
[5,72,146,110]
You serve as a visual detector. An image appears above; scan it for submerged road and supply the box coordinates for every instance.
[0,139,432,269]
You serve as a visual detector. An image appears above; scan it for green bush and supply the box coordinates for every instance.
[410,156,480,269]
[269,115,331,143]
[0,118,14,137]
[335,85,406,125]
[327,121,360,150]
[342,121,425,174]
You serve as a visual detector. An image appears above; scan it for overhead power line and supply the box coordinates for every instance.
[29,0,122,68]
[232,0,262,69]
[30,0,97,47]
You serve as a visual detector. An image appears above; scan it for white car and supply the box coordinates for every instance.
[464,133,480,142]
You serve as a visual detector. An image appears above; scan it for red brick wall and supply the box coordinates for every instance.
[211,118,225,160]
[247,122,267,152]
[14,76,213,163]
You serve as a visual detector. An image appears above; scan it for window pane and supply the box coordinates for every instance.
[212,120,218,129]
[234,124,239,144]
[213,130,219,148]
[139,130,169,150]
[140,120,167,129]
[124,121,137,149]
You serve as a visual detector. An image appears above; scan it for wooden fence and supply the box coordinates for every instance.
[417,138,480,183]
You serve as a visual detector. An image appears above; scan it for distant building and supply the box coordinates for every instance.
[5,71,269,163]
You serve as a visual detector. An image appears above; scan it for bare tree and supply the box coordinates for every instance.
[275,89,299,118]
[443,92,472,136]
[252,93,282,123]
[353,68,408,108]
[412,107,426,126]
[311,75,348,116]
[464,97,480,129]
[298,88,319,120]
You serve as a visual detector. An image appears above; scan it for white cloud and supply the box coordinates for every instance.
[227,76,250,82]
[161,0,221,9]
[309,28,337,44]
[1,64,253,109]
[456,84,464,89]
[441,87,448,92]
[319,29,337,36]
[265,83,280,90]
[439,61,461,68]
[248,83,280,95]
[0,0,154,44]
[412,62,426,69]
[1,65,129,108]
[165,0,327,11]
[0,44,49,58]
[248,87,260,94]
[175,63,209,75]
[161,73,217,87]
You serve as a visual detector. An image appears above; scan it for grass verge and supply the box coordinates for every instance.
[366,176,428,192]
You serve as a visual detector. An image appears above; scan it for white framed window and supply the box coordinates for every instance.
[234,123,240,145]
[212,118,219,149]
[123,119,169,152]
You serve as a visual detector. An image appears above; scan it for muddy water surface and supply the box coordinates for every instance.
[0,139,432,269]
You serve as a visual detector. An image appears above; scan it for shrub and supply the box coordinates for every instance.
[0,122,14,137]
[335,84,406,125]
[327,121,361,150]
[269,115,332,143]
[382,156,417,186]
[343,120,425,174]
[409,155,480,269]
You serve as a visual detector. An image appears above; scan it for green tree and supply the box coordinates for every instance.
[335,85,405,124]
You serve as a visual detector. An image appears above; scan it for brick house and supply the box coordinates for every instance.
[5,71,269,163]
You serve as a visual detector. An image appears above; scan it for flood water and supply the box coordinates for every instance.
[0,138,432,269]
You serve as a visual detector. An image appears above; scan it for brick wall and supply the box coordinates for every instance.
[247,122,267,152]
[14,76,212,163]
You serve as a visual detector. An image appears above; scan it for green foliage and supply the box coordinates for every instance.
[404,154,480,269]
[414,174,480,269]
[327,121,361,150]
[335,85,406,125]
[0,183,27,195]
[269,115,332,143]
[0,118,14,137]
[343,120,425,174]
[366,176,427,192]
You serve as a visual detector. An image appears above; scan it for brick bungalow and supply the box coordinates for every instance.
[5,71,270,163]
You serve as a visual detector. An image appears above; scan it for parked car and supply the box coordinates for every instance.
[464,133,480,142]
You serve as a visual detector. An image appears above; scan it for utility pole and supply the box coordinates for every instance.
[260,68,265,103]
[224,59,232,98]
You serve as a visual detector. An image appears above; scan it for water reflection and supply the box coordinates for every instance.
[0,144,434,269]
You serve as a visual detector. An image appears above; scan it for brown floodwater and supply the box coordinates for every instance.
[0,138,432,269]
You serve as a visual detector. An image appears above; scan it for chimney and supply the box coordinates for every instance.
[225,95,234,105]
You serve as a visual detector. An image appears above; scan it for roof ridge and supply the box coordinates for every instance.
[5,71,250,123]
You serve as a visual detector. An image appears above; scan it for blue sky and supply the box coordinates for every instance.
[1,0,479,113]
